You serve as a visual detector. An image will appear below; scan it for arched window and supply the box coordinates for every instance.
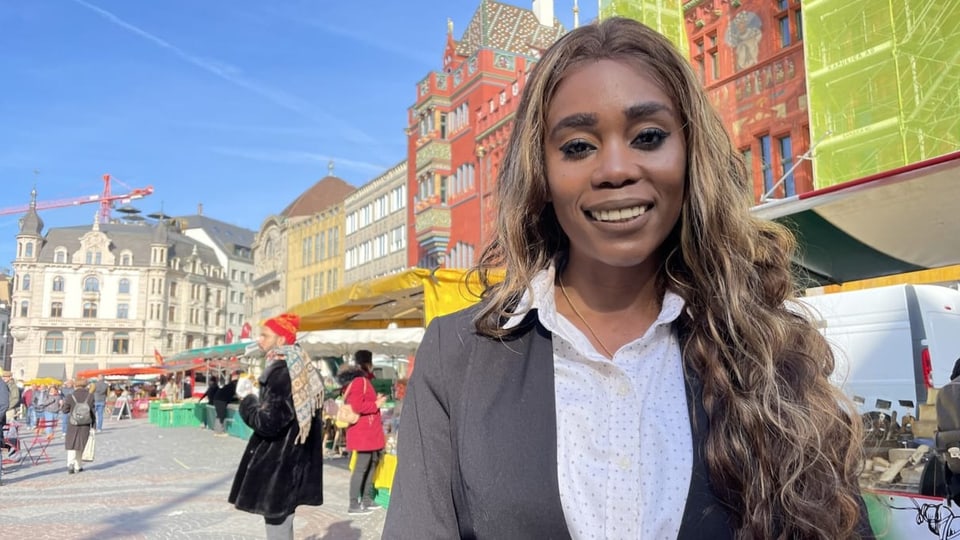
[83,302,97,318]
[84,276,100,292]
[22,274,30,291]
[119,278,130,294]
[44,331,65,354]
[112,332,130,354]
[54,248,67,263]
[120,252,132,266]
[19,300,28,317]
[52,276,64,292]
[24,242,33,257]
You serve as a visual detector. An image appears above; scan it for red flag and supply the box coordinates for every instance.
[225,328,234,344]
[239,322,252,339]
[153,348,164,365]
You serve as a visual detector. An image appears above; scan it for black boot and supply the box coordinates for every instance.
[348,498,373,515]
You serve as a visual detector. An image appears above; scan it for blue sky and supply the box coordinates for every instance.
[0,0,596,271]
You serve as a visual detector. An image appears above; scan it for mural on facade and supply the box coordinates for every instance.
[725,11,763,70]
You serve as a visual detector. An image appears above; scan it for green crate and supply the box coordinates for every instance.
[374,488,390,508]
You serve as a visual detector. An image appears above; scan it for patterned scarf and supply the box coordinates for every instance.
[267,344,324,445]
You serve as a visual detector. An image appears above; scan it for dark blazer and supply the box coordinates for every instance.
[383,305,873,539]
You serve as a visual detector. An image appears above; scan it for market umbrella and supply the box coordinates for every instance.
[76,366,168,379]
[752,150,960,286]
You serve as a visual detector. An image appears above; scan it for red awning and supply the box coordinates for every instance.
[76,366,169,379]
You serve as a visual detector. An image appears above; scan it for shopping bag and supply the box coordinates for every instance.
[82,429,96,462]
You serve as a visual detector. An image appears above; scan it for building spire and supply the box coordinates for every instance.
[328,160,335,176]
[447,17,454,36]
[573,0,580,28]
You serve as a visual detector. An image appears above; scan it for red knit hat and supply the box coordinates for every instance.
[263,313,300,344]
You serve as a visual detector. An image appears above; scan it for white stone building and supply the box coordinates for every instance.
[8,198,231,380]
[344,160,409,285]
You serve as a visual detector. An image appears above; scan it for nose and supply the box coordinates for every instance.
[591,140,638,189]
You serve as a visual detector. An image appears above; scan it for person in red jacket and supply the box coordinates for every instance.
[338,350,386,514]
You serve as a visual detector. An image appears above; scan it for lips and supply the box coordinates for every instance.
[586,204,652,223]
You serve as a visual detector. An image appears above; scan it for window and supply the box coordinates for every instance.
[50,302,63,318]
[117,303,129,319]
[84,276,100,292]
[19,301,28,317]
[83,302,98,318]
[120,253,132,266]
[112,333,130,354]
[52,276,64,292]
[759,135,774,194]
[24,242,33,257]
[78,332,96,355]
[119,278,130,294]
[795,9,803,40]
[169,281,178,297]
[704,32,720,81]
[778,16,791,47]
[168,306,176,323]
[778,135,796,196]
[44,331,65,354]
[54,249,67,263]
[85,251,102,265]
[21,274,30,291]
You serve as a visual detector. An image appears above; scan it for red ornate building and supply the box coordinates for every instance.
[406,0,564,269]
[683,0,808,202]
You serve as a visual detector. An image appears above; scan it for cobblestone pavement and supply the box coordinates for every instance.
[0,417,386,540]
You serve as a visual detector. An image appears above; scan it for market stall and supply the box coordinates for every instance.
[287,268,495,505]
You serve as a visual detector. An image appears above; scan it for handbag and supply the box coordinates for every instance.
[334,378,367,429]
[82,429,96,462]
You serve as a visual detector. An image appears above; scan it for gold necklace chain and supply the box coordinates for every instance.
[558,274,615,358]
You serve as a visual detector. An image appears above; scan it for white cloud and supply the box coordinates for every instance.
[68,0,377,145]
[210,147,388,174]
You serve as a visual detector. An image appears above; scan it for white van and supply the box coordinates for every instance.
[799,284,960,418]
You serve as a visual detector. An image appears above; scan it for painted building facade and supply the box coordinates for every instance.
[683,0,810,202]
[407,0,565,270]
[344,160,409,284]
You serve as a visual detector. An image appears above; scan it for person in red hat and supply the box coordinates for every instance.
[228,313,325,540]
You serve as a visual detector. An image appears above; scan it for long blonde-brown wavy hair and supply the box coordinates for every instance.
[472,17,864,539]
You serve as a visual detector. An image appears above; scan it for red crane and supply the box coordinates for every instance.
[0,174,154,221]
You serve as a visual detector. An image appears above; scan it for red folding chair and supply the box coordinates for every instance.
[25,417,58,465]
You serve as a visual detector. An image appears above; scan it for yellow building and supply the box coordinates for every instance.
[283,175,355,310]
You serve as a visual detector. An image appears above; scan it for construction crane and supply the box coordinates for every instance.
[0,174,154,221]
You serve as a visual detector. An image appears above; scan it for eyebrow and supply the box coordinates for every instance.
[548,113,596,140]
[624,101,673,121]
[549,101,674,140]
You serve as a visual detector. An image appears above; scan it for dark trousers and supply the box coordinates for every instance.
[213,400,228,433]
[349,450,382,503]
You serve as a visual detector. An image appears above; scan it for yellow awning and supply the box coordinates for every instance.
[287,268,500,331]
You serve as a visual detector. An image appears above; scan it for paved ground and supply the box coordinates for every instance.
[1,417,386,540]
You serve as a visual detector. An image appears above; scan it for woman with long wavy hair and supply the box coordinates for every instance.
[384,17,870,540]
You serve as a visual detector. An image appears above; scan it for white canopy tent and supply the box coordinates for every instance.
[298,327,425,358]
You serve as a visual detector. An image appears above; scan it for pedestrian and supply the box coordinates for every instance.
[61,379,95,474]
[0,371,9,485]
[384,17,872,539]
[22,384,35,427]
[38,385,61,436]
[228,313,324,540]
[60,379,74,434]
[338,350,387,514]
[92,374,109,432]
[198,376,220,430]
[212,374,237,437]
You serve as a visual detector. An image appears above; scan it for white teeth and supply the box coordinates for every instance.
[590,206,648,222]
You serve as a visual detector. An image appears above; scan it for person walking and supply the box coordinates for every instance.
[212,374,237,437]
[0,372,9,486]
[339,350,387,514]
[92,375,109,432]
[61,379,95,474]
[228,313,324,540]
